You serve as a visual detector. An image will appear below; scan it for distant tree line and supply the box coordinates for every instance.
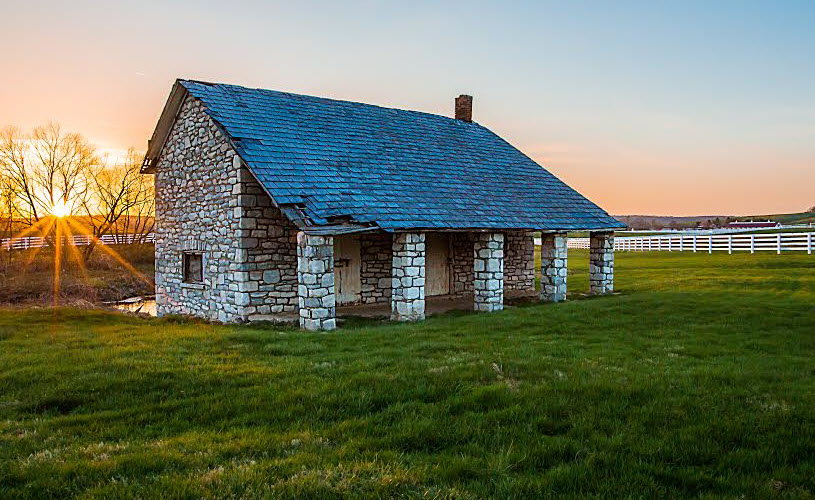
[0,123,153,261]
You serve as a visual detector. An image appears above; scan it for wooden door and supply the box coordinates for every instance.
[334,235,361,304]
[426,233,450,296]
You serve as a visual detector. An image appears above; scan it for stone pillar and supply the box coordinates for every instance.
[473,232,504,312]
[590,232,614,294]
[296,232,336,331]
[540,232,568,302]
[391,232,426,321]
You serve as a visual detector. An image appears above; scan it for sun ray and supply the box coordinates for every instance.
[21,218,57,269]
[13,216,54,240]
[59,218,90,283]
[53,217,62,306]
[65,218,153,286]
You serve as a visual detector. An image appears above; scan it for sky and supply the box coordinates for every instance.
[1,0,813,216]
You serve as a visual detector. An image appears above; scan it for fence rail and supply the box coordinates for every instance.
[6,231,813,255]
[1,233,154,251]
[567,232,814,254]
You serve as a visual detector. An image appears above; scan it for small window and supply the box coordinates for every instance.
[183,253,203,283]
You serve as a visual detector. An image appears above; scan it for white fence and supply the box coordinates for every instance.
[567,232,814,254]
[1,233,155,251]
[621,224,813,236]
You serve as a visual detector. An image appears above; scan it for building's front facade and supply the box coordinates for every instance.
[143,80,623,329]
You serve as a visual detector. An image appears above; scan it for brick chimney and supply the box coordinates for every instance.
[455,94,472,122]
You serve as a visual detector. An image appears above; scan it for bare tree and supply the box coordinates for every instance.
[0,123,97,226]
[0,126,40,224]
[0,173,15,270]
[79,149,153,260]
[30,123,97,214]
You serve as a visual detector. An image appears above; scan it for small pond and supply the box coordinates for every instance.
[113,297,157,316]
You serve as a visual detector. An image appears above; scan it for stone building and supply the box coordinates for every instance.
[142,80,623,330]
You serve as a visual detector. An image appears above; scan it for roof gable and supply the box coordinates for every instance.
[147,79,622,231]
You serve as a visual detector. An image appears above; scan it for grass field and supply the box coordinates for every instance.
[1,250,814,498]
[0,244,154,304]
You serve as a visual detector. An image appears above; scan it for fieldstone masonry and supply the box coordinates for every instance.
[590,232,614,294]
[297,232,336,331]
[154,96,243,321]
[391,232,426,321]
[450,231,533,296]
[504,231,535,292]
[473,233,504,312]
[359,232,393,304]
[540,232,568,302]
[154,94,300,322]
[451,233,475,295]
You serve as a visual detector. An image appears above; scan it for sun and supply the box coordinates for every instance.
[50,199,71,218]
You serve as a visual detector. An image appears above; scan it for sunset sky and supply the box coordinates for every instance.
[2,1,813,216]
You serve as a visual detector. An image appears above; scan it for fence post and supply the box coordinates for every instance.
[727,235,732,254]
[679,236,683,252]
[809,233,812,255]
[649,238,652,252]
[777,233,781,254]
[750,235,754,254]
[693,235,697,253]
[709,236,712,254]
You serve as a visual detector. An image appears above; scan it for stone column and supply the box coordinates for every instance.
[296,232,336,331]
[473,232,504,312]
[391,232,425,321]
[540,232,568,302]
[590,232,614,294]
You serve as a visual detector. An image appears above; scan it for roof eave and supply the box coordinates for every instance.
[140,80,188,174]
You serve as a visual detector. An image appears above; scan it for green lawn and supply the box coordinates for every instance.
[1,250,814,499]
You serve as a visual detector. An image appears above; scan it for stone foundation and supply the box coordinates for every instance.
[391,232,426,321]
[473,232,504,312]
[590,232,614,294]
[540,232,568,302]
[297,233,336,331]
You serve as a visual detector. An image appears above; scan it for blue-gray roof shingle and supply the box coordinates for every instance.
[179,79,623,231]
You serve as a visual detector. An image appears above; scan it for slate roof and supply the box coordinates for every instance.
[174,79,622,231]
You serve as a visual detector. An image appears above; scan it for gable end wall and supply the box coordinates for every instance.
[154,95,298,321]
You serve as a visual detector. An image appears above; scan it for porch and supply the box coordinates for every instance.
[295,229,615,331]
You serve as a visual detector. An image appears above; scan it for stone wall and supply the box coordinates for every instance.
[504,231,535,292]
[540,232,568,302]
[450,232,475,295]
[154,96,243,321]
[359,231,392,304]
[391,232,426,321]
[238,171,299,316]
[153,94,298,322]
[473,233,504,311]
[590,232,614,294]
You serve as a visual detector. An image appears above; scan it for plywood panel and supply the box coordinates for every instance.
[426,233,450,296]
[334,235,361,304]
